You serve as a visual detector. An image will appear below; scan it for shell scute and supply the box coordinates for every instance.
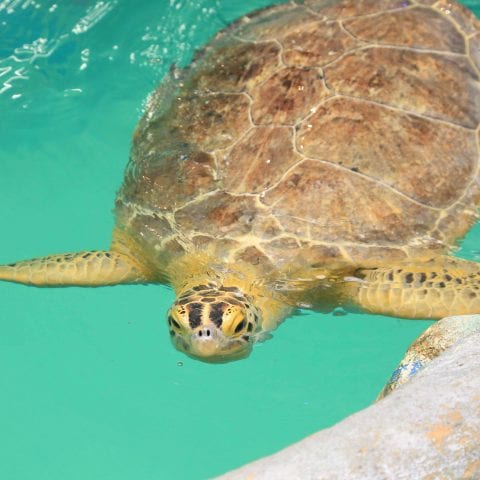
[262,159,439,245]
[282,20,358,67]
[251,67,330,124]
[222,126,303,194]
[189,40,281,94]
[235,5,313,42]
[149,91,251,152]
[433,0,479,35]
[174,192,260,238]
[250,216,284,240]
[190,235,241,261]
[324,48,480,127]
[234,246,273,269]
[123,147,217,211]
[343,245,408,264]
[296,97,478,208]
[343,7,466,52]
[299,0,413,18]
[470,33,480,72]
[255,240,346,273]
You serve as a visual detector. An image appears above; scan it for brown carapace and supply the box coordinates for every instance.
[1,0,480,371]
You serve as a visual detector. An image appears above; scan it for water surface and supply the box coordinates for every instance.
[1,1,479,479]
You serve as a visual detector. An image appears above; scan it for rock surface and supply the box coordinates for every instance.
[217,324,480,479]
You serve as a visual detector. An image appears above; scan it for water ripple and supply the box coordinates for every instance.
[0,0,119,104]
[0,0,38,14]
[72,1,117,35]
[12,36,58,62]
[0,65,28,94]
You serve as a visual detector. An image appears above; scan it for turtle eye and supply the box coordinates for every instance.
[168,315,182,331]
[234,319,246,333]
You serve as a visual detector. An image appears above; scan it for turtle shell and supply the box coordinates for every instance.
[116,0,480,275]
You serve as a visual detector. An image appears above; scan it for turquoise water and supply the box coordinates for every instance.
[1,1,479,479]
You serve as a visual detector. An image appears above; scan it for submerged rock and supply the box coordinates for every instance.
[217,317,480,479]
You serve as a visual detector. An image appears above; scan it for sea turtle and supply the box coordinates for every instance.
[1,0,480,367]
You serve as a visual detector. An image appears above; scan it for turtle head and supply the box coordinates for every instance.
[167,284,261,362]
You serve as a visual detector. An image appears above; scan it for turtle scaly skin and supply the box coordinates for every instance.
[1,1,480,374]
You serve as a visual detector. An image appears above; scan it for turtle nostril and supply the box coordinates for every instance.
[196,327,214,339]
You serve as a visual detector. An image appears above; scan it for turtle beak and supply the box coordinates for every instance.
[190,326,224,357]
[186,325,252,363]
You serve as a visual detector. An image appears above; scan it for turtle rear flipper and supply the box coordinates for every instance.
[0,251,150,287]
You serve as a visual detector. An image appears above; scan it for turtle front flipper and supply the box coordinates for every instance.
[340,258,480,398]
[344,256,480,319]
[0,251,151,287]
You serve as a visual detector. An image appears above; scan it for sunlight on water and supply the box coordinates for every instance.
[0,1,479,479]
